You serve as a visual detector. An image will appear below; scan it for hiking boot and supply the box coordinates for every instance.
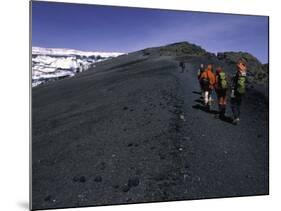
[220,107,226,119]
[207,101,212,110]
[214,113,220,119]
[232,118,240,125]
[219,113,225,119]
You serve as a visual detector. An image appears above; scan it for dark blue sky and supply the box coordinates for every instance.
[32,1,269,63]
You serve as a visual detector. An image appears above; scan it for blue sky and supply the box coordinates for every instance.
[32,1,269,63]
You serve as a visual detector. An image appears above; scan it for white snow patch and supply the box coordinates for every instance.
[32,47,124,87]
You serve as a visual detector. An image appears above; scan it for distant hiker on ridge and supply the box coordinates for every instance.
[197,63,205,97]
[179,61,186,73]
[200,64,216,110]
[230,58,248,125]
[214,67,229,119]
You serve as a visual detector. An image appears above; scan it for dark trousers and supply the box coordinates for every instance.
[231,93,243,119]
[181,67,185,72]
[216,89,227,117]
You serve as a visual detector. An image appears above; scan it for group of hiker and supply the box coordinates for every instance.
[197,58,248,125]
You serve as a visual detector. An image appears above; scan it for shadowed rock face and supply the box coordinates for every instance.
[143,42,268,86]
[142,42,209,57]
[217,51,268,84]
[32,41,269,210]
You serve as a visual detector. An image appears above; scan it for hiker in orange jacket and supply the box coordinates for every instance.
[200,64,216,110]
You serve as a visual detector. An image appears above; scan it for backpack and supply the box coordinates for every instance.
[201,72,210,89]
[197,67,204,79]
[236,76,246,94]
[218,72,228,90]
[199,67,204,75]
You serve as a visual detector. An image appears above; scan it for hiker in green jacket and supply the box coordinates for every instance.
[230,58,248,125]
[214,67,229,119]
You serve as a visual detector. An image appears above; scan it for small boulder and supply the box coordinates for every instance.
[94,176,102,182]
[128,177,140,188]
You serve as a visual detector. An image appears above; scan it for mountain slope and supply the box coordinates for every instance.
[32,42,269,210]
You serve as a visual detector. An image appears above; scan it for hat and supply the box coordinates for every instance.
[238,58,248,66]
[216,67,223,74]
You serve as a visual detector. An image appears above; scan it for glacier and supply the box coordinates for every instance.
[32,47,124,87]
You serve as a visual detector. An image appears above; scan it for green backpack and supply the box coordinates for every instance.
[219,72,228,90]
[237,76,246,94]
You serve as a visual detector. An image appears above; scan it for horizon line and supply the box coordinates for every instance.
[31,43,267,64]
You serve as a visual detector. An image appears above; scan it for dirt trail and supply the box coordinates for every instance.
[173,67,269,199]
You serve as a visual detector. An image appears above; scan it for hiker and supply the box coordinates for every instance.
[214,67,229,119]
[230,58,248,125]
[179,61,185,73]
[197,64,205,97]
[200,64,216,110]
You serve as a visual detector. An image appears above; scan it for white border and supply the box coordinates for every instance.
[0,0,280,210]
